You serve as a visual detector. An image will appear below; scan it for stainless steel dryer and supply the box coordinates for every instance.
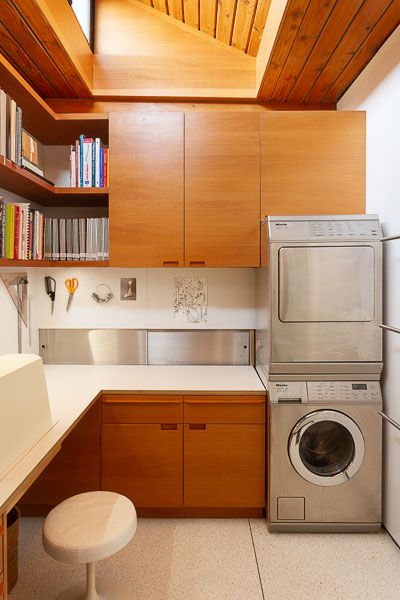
[256,215,383,383]
[268,380,382,532]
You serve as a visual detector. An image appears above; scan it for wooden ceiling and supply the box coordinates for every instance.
[0,0,92,98]
[258,0,400,103]
[137,0,273,56]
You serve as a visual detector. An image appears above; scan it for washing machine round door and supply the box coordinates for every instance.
[288,410,365,486]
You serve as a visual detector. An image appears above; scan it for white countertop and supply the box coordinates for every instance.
[0,365,265,513]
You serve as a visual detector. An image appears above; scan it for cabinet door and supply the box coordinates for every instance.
[185,112,260,267]
[102,424,183,507]
[109,111,184,267]
[184,423,265,507]
[261,111,366,217]
[20,402,101,508]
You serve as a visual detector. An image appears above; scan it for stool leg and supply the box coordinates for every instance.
[84,562,100,600]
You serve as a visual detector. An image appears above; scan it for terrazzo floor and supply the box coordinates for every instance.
[9,517,400,600]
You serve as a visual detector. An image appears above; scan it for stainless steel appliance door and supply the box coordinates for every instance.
[288,409,365,487]
[270,241,382,368]
[279,246,375,322]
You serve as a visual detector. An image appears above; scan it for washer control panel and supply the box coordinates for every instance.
[269,381,382,403]
[307,381,381,402]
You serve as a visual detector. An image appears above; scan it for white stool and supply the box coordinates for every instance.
[43,491,137,600]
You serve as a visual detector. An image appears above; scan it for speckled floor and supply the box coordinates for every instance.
[9,518,400,600]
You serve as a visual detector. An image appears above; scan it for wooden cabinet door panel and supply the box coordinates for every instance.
[102,394,183,424]
[184,395,266,424]
[184,424,265,507]
[109,111,184,267]
[20,402,101,507]
[102,424,183,507]
[261,111,366,217]
[185,112,260,267]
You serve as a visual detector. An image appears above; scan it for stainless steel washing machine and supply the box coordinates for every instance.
[268,380,382,532]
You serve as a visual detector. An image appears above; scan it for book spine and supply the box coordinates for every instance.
[99,147,103,189]
[79,218,86,260]
[0,197,3,258]
[95,138,100,187]
[16,107,22,166]
[79,134,85,187]
[13,205,20,259]
[103,148,108,188]
[83,137,93,187]
[69,146,75,187]
[75,139,80,187]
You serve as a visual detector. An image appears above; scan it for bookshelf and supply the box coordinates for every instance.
[0,259,109,267]
[0,157,108,206]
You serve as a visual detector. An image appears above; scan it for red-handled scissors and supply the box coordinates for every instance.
[65,278,79,312]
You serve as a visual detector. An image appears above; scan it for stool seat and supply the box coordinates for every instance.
[43,491,137,565]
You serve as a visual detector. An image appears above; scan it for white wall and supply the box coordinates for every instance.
[338,25,400,543]
[0,266,256,355]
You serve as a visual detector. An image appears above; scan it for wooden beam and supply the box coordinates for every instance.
[286,0,365,103]
[307,0,398,103]
[232,0,258,52]
[322,0,400,103]
[258,0,310,99]
[268,0,337,101]
[168,0,184,19]
[0,0,78,98]
[216,0,237,45]
[12,0,93,98]
[183,0,200,29]
[247,0,272,56]
[200,0,218,36]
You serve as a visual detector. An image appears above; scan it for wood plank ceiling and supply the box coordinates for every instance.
[137,0,273,56]
[0,0,92,98]
[258,0,400,103]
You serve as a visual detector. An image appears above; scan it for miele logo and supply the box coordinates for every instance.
[274,223,288,228]
[276,384,288,388]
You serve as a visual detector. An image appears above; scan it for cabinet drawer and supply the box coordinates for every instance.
[102,395,183,424]
[184,395,265,424]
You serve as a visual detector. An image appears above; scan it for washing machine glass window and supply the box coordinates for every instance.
[288,410,365,487]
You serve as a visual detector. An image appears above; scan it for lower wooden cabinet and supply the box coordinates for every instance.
[102,423,183,507]
[184,423,265,507]
[20,402,101,510]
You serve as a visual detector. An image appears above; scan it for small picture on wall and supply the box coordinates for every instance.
[173,277,208,324]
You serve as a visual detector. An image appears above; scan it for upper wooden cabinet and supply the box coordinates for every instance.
[261,111,366,217]
[185,112,261,267]
[109,111,184,267]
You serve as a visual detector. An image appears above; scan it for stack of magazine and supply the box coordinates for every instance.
[44,217,109,261]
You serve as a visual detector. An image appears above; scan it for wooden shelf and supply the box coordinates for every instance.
[0,157,108,206]
[0,55,108,145]
[0,260,109,268]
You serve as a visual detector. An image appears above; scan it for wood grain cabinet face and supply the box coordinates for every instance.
[183,395,266,508]
[184,423,265,507]
[109,111,184,267]
[102,424,183,507]
[20,402,101,507]
[261,111,366,217]
[185,112,261,267]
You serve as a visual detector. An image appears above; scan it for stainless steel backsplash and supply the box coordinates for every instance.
[39,329,254,366]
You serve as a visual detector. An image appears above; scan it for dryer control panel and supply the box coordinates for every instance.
[269,380,382,403]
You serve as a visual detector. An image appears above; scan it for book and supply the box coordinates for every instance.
[95,138,101,187]
[78,218,86,260]
[21,157,44,177]
[0,90,6,157]
[44,218,52,260]
[51,217,59,260]
[9,99,16,163]
[79,134,85,187]
[83,137,93,187]
[69,147,76,187]
[72,219,79,260]
[66,219,73,260]
[16,108,22,166]
[59,218,66,260]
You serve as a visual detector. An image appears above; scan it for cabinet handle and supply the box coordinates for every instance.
[189,423,206,430]
[184,398,265,405]
[161,424,178,430]
[163,261,179,267]
[189,261,206,267]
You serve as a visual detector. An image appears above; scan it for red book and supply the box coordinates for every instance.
[13,205,20,259]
